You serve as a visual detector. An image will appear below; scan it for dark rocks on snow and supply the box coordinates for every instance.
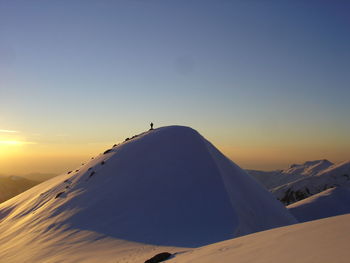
[55,192,64,199]
[305,187,310,195]
[144,252,172,263]
[103,149,112,154]
[280,188,308,205]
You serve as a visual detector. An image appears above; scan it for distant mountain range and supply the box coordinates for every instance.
[17,172,57,182]
[247,159,350,205]
[0,173,57,204]
[0,175,37,203]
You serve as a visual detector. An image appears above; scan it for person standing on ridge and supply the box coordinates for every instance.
[150,122,154,130]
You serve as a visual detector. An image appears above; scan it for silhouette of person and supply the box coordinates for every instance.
[150,122,154,130]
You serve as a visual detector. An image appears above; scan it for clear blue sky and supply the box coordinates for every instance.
[0,0,349,173]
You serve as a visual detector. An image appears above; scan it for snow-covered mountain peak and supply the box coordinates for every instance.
[0,125,296,261]
[317,160,350,176]
[272,159,350,205]
[303,159,332,166]
[284,159,334,176]
[249,157,350,206]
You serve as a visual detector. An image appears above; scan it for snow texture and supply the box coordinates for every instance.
[246,159,334,190]
[168,214,350,263]
[0,126,296,262]
[288,185,350,222]
[272,160,350,204]
[248,160,350,205]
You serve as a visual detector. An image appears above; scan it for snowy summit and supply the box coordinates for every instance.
[0,125,296,262]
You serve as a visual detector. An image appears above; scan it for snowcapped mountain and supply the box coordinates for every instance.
[288,185,350,222]
[284,159,334,176]
[272,160,350,204]
[0,126,296,262]
[246,169,303,190]
[247,160,350,205]
[246,159,334,190]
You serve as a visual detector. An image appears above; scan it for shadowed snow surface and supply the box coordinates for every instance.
[168,214,350,263]
[0,126,296,262]
[248,160,350,205]
[288,185,350,222]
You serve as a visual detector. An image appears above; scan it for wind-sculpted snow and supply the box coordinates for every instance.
[285,159,334,176]
[247,159,334,190]
[288,185,350,222]
[272,161,350,205]
[0,126,296,262]
[167,214,350,263]
[246,169,304,189]
[248,160,350,205]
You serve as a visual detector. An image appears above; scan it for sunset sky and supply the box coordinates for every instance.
[1,0,349,174]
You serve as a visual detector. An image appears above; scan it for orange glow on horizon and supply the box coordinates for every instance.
[0,140,25,145]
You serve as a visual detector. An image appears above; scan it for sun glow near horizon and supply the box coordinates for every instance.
[0,1,349,175]
[0,130,37,162]
[0,140,36,145]
[0,139,29,157]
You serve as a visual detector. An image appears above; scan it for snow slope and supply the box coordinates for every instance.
[272,160,350,204]
[284,159,333,176]
[288,185,350,222]
[246,169,303,189]
[0,126,296,262]
[168,213,350,263]
[246,159,334,190]
[248,160,350,205]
